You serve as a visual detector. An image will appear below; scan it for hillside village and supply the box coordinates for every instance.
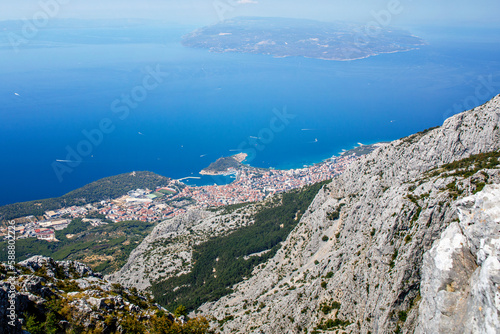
[0,153,358,243]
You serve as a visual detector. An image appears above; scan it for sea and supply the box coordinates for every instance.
[1,22,500,206]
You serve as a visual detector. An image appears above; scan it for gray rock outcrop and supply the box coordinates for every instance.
[416,184,500,334]
[0,256,162,333]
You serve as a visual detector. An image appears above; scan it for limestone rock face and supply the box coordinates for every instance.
[107,209,216,290]
[18,255,102,279]
[107,206,261,290]
[197,95,500,333]
[416,184,500,334]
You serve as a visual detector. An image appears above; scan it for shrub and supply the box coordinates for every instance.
[398,310,407,322]
[331,301,341,309]
[174,305,187,317]
[25,315,43,334]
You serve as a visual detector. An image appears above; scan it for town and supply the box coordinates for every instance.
[0,154,358,242]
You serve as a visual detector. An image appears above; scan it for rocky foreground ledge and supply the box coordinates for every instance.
[0,256,210,333]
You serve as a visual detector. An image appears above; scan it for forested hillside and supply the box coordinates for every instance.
[0,171,170,221]
[151,180,330,311]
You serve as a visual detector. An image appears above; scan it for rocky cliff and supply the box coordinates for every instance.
[0,256,210,334]
[416,184,500,334]
[106,207,258,290]
[198,94,500,333]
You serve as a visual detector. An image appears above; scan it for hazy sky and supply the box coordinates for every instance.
[1,0,499,27]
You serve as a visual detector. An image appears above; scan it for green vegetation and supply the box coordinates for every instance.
[445,180,464,200]
[389,249,398,268]
[427,150,500,179]
[62,218,91,235]
[342,144,379,156]
[216,201,254,215]
[0,219,154,274]
[473,182,486,194]
[158,189,175,195]
[151,181,330,311]
[398,310,408,322]
[174,305,188,318]
[0,171,170,221]
[418,126,440,135]
[320,300,341,314]
[401,126,440,144]
[202,156,241,174]
[406,193,423,223]
[327,203,345,220]
[316,317,351,331]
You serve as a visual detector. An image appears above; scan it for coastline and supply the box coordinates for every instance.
[199,153,248,176]
[196,142,385,180]
[211,47,423,62]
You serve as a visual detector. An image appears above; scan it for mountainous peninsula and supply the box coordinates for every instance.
[182,17,425,61]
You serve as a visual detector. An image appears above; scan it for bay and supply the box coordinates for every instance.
[0,24,499,205]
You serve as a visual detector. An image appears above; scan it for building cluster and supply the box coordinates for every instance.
[45,205,91,220]
[1,154,358,241]
[96,187,185,222]
[97,200,184,222]
[0,216,71,242]
[173,154,358,208]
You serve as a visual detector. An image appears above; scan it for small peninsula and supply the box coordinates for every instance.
[182,17,425,61]
[200,153,248,175]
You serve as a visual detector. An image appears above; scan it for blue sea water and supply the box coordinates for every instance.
[0,23,499,206]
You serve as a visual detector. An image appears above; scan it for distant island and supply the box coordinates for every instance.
[182,17,425,61]
[200,153,248,175]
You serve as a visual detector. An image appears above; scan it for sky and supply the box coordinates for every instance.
[1,0,500,27]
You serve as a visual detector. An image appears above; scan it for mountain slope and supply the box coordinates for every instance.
[198,95,500,333]
[107,182,328,311]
